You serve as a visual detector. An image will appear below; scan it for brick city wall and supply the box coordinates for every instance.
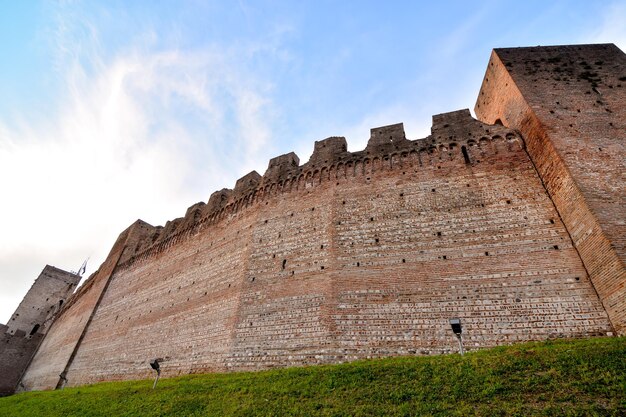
[20,221,155,391]
[475,44,626,334]
[11,44,624,393]
[22,109,613,389]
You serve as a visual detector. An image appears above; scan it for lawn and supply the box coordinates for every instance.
[0,337,624,416]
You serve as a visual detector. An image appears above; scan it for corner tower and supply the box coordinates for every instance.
[475,43,626,334]
[6,265,81,336]
[1,265,80,396]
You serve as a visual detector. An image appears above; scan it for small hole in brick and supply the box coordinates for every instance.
[342,201,346,204]
[264,219,268,223]
[320,244,324,249]
[506,200,511,204]
[515,298,521,302]
[311,207,315,211]
[370,217,374,221]
[431,188,435,192]
[251,277,255,282]
[273,254,276,258]
[443,255,447,260]
[357,262,360,267]
[437,232,442,237]
[550,219,555,224]
[375,238,379,243]
[282,259,287,269]
[400,193,404,197]
[291,271,294,275]
[485,252,489,256]
[402,259,406,263]
[321,266,324,270]
[228,283,231,287]
[553,245,559,250]
[575,277,580,281]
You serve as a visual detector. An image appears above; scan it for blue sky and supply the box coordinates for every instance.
[1,0,624,323]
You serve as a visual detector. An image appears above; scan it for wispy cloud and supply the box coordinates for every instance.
[582,1,626,50]
[0,4,281,322]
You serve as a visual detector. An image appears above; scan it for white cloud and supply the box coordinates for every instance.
[0,9,279,323]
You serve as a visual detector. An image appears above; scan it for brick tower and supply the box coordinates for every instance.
[475,43,626,334]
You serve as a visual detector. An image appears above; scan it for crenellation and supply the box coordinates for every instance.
[306,136,350,168]
[119,125,529,272]
[205,188,232,215]
[233,171,262,199]
[263,152,301,183]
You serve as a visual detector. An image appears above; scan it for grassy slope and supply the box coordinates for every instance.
[0,337,624,417]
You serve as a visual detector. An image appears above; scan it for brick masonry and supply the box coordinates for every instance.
[475,44,626,334]
[7,44,625,393]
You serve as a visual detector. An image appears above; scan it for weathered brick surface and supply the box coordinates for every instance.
[475,44,626,334]
[24,110,612,389]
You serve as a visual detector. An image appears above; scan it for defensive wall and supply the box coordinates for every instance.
[4,43,625,392]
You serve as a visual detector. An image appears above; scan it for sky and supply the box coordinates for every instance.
[1,0,625,324]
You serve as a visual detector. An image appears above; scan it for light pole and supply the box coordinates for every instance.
[58,372,68,390]
[449,318,464,355]
[150,359,161,389]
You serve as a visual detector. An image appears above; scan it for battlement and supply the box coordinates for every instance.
[306,137,349,168]
[364,123,409,154]
[115,109,525,270]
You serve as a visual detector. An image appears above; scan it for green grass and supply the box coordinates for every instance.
[1,337,624,416]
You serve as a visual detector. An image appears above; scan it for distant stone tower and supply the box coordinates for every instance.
[6,265,81,336]
[0,265,80,395]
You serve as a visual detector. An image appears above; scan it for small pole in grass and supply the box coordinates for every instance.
[449,318,464,355]
[150,359,161,389]
[59,372,68,390]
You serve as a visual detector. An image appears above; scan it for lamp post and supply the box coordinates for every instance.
[449,318,464,355]
[150,359,161,389]
[58,372,68,390]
